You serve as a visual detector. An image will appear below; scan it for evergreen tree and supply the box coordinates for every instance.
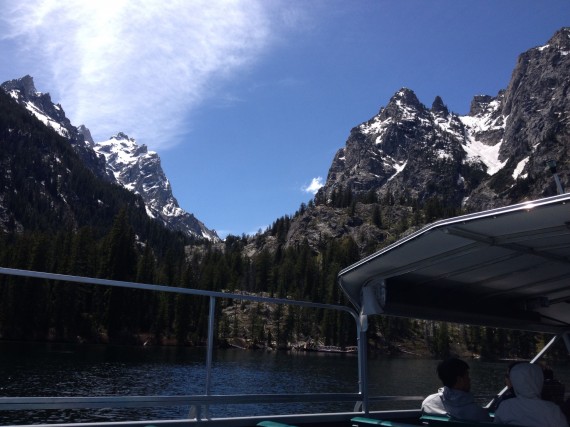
[101,209,138,342]
[174,265,194,345]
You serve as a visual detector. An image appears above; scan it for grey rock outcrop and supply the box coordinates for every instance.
[464,27,570,209]
[94,133,219,241]
[1,75,112,181]
[317,87,478,208]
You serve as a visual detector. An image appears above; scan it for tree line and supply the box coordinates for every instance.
[0,203,563,361]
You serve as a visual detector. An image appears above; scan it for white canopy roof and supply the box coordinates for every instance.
[338,194,570,334]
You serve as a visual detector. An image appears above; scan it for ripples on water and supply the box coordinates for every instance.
[1,342,569,425]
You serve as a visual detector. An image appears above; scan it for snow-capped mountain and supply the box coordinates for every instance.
[1,75,112,181]
[317,87,485,208]
[268,27,570,254]
[1,76,218,241]
[92,132,218,241]
[317,27,570,211]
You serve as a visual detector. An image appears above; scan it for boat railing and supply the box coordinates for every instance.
[0,393,426,410]
[0,266,392,422]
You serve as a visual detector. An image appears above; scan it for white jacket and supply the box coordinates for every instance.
[494,363,568,427]
[422,386,491,422]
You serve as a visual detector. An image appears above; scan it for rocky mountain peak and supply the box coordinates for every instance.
[1,76,113,181]
[488,25,570,195]
[2,76,62,129]
[389,87,421,109]
[376,87,428,125]
[1,75,218,241]
[393,87,420,105]
[299,28,570,256]
[543,27,570,51]
[468,94,496,117]
[113,132,133,142]
[106,132,151,158]
[431,96,449,116]
[93,135,219,241]
[77,125,95,145]
[1,75,38,98]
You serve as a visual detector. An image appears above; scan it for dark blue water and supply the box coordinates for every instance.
[0,342,569,425]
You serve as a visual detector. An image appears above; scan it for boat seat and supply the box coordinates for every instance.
[425,419,524,427]
[257,421,298,427]
[351,416,420,426]
[419,414,451,422]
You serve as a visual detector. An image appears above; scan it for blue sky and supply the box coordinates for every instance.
[1,1,569,238]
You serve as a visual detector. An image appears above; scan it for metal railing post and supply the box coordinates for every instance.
[204,296,217,419]
[357,314,369,414]
[530,334,559,363]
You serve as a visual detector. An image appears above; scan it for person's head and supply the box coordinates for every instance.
[437,358,471,392]
[509,363,544,399]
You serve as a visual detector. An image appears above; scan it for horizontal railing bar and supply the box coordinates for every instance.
[0,394,426,411]
[0,393,360,410]
[0,267,357,318]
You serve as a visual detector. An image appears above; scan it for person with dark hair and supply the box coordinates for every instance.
[421,357,491,422]
[494,363,568,427]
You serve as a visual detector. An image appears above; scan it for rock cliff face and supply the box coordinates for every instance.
[1,76,218,241]
[325,27,570,208]
[318,87,482,208]
[464,27,570,209]
[94,133,218,240]
[1,75,112,181]
[277,27,570,254]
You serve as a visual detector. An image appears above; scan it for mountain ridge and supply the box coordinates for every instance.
[1,27,569,253]
[0,76,219,241]
[250,27,570,256]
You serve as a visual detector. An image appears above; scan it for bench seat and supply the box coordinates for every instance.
[351,416,420,427]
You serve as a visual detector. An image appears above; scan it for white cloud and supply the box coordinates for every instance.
[2,0,272,148]
[302,177,324,194]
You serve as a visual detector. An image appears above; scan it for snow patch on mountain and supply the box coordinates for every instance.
[513,157,529,180]
[461,136,506,175]
[459,102,508,175]
[94,133,219,241]
[359,113,393,146]
[388,160,407,181]
[5,86,70,138]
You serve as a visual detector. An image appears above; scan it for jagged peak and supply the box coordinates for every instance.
[468,90,506,118]
[431,96,449,116]
[77,125,95,145]
[542,26,570,50]
[469,95,495,116]
[1,75,38,98]
[112,132,134,142]
[391,88,421,107]
[98,133,153,159]
[376,87,425,123]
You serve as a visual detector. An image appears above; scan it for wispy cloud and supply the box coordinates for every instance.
[302,177,324,194]
[2,0,272,148]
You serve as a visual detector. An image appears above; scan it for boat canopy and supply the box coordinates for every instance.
[338,194,570,334]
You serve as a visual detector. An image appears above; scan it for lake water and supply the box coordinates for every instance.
[1,342,569,425]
